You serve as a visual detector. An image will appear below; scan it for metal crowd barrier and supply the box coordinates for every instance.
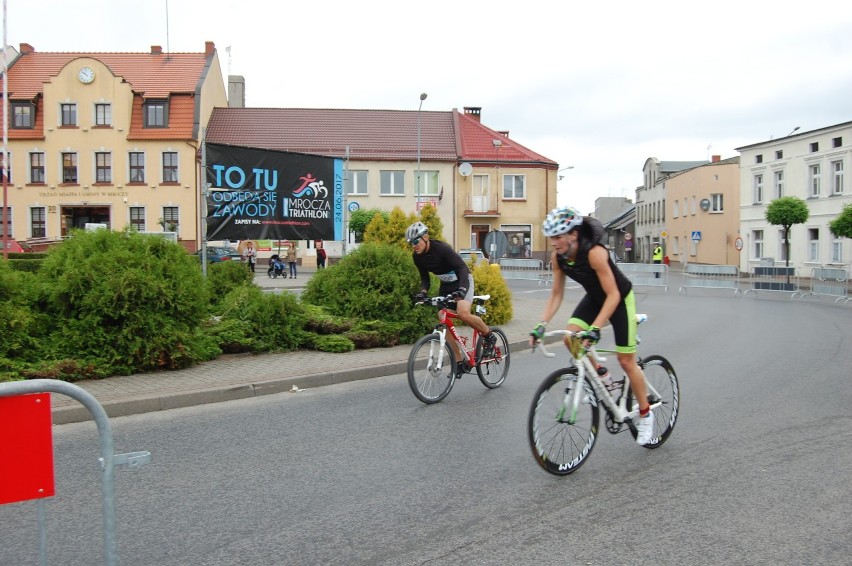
[0,379,151,566]
[496,258,551,286]
[743,266,800,298]
[616,263,669,292]
[678,264,741,295]
[798,267,849,304]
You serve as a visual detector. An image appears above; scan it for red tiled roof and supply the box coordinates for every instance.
[206,107,557,168]
[2,44,214,141]
[206,108,458,161]
[455,109,557,166]
[3,48,210,99]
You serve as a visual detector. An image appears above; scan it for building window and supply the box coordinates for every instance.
[755,154,763,164]
[810,142,819,153]
[833,137,842,148]
[831,236,843,263]
[808,228,819,262]
[62,152,78,183]
[417,171,440,196]
[774,170,784,198]
[0,152,10,184]
[12,103,34,129]
[162,206,179,231]
[753,174,764,203]
[346,170,368,195]
[380,170,405,196]
[673,236,679,255]
[30,152,45,184]
[752,230,764,260]
[162,152,179,183]
[31,207,46,238]
[95,103,112,126]
[831,160,844,195]
[502,225,533,258]
[129,152,145,183]
[143,101,168,127]
[809,164,821,197]
[129,207,145,232]
[776,150,783,160]
[778,230,788,262]
[672,200,679,218]
[60,103,77,127]
[95,152,112,183]
[503,174,525,199]
[0,207,10,237]
[711,193,724,212]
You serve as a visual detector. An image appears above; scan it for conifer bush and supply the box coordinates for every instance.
[301,242,434,342]
[37,229,212,374]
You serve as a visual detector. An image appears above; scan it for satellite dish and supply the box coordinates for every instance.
[459,162,473,177]
[700,198,711,211]
[483,230,509,261]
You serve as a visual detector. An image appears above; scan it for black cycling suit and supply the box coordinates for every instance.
[554,226,638,353]
[413,239,473,299]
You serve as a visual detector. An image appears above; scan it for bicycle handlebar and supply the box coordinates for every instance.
[413,293,492,308]
[532,314,649,358]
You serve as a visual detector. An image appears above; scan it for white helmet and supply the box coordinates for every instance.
[542,206,583,237]
[405,221,429,243]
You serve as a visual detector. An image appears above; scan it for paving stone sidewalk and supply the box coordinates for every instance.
[50,268,552,424]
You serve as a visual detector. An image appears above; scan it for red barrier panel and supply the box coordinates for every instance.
[0,393,55,504]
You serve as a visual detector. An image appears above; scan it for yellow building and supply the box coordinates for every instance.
[2,42,228,251]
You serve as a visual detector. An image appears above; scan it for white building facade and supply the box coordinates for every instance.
[736,121,852,275]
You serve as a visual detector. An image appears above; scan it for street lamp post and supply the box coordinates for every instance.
[416,92,427,211]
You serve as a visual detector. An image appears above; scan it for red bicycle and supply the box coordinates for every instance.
[407,294,510,404]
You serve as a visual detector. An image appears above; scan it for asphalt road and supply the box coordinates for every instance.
[3,292,851,565]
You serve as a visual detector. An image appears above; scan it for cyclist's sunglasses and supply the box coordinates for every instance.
[409,237,422,246]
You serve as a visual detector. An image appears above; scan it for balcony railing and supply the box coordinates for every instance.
[463,192,500,217]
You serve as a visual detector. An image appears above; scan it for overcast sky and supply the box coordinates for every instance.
[8,0,852,215]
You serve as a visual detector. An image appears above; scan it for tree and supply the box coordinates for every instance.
[829,204,852,240]
[348,208,387,242]
[765,196,809,284]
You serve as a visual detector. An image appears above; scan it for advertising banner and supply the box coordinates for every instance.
[205,144,344,241]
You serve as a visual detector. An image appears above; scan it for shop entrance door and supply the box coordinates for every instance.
[61,206,111,237]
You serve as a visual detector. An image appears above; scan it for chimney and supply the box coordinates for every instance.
[205,41,215,57]
[151,45,163,55]
[711,155,721,163]
[463,106,481,123]
[19,43,35,54]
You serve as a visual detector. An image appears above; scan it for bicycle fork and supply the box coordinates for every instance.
[426,327,449,374]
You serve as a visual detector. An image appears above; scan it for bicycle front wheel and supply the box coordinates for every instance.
[528,368,599,475]
[627,355,680,448]
[475,328,510,389]
[407,334,457,404]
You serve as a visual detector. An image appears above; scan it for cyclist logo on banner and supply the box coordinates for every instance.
[205,143,344,242]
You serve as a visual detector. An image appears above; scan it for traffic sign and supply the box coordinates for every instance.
[660,231,668,239]
[691,231,701,241]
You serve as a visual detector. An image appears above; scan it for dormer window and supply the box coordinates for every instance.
[143,100,168,127]
[12,102,35,129]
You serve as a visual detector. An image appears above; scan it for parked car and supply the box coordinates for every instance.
[2,240,34,253]
[457,249,487,263]
[193,246,243,263]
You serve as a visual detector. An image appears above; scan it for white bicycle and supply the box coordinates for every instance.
[528,314,680,475]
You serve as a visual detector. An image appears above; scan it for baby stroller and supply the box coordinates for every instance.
[267,254,286,278]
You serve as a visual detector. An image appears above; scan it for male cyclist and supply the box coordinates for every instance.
[528,206,655,445]
[407,221,497,373]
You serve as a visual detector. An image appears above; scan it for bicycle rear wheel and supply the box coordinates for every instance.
[407,334,457,404]
[627,355,679,448]
[528,368,599,475]
[475,328,509,388]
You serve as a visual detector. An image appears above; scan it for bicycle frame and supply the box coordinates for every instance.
[536,329,664,426]
[433,308,480,366]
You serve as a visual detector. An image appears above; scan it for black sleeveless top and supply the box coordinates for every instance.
[554,218,632,305]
